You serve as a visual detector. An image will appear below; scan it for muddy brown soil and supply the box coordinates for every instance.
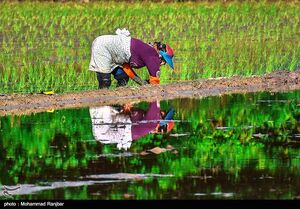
[1,70,300,116]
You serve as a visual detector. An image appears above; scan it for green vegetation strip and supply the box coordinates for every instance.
[0,1,300,93]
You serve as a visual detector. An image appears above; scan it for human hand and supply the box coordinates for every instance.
[149,76,160,84]
[123,103,134,113]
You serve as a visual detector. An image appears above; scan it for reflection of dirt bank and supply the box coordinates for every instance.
[1,70,300,116]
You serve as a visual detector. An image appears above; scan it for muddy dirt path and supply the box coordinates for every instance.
[1,70,300,116]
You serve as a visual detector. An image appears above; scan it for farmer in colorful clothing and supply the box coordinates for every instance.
[89,28,174,88]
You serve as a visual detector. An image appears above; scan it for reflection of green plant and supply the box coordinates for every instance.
[0,108,96,184]
[1,91,300,199]
[124,91,300,199]
[0,1,300,93]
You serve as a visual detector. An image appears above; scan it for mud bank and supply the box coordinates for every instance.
[1,70,300,116]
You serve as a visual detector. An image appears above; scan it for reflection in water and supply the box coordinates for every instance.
[89,101,175,150]
[0,91,300,199]
[89,105,133,150]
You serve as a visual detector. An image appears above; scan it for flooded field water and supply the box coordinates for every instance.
[1,90,300,200]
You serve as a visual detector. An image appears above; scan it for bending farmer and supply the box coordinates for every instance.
[89,28,174,88]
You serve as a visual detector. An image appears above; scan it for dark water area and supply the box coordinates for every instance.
[1,90,300,200]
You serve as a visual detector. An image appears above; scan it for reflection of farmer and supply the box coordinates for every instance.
[129,102,174,139]
[89,28,174,88]
[155,108,175,134]
[89,101,175,150]
[89,105,132,150]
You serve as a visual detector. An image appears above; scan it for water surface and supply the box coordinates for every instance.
[1,90,300,200]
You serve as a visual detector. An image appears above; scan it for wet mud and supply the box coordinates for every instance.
[1,70,300,116]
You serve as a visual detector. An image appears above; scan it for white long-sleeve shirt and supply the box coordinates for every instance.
[89,29,131,73]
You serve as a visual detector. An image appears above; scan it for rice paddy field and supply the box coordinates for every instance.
[1,1,300,203]
[1,0,300,93]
